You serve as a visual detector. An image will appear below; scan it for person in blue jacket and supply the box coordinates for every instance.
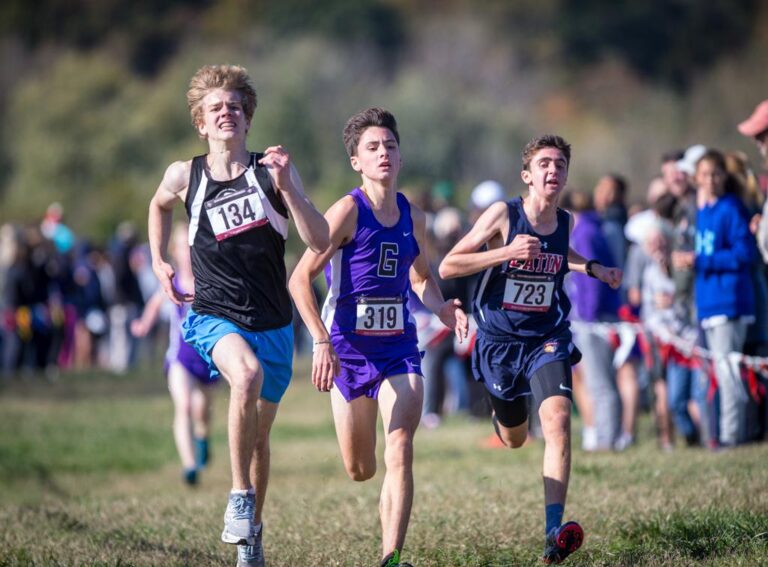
[674,149,755,447]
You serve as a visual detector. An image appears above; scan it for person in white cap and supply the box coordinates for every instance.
[469,180,506,222]
[675,144,708,178]
[669,146,706,328]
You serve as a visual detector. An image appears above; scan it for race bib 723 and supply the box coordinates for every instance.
[502,276,554,312]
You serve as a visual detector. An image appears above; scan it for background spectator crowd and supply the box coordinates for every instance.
[3,100,768,454]
[1,208,151,378]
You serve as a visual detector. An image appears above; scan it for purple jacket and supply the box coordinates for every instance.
[567,210,620,322]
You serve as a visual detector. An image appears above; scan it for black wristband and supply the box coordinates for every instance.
[585,259,601,279]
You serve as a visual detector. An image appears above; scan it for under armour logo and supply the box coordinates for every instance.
[493,384,502,391]
[541,241,548,249]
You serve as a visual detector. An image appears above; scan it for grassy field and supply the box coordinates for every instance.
[0,361,767,567]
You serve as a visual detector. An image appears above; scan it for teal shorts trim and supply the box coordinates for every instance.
[182,309,294,403]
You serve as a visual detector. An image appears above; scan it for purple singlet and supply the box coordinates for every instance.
[320,188,423,399]
[167,279,215,384]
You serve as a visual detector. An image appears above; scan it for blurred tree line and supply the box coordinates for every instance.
[0,0,766,244]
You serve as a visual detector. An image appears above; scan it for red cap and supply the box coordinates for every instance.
[738,100,768,137]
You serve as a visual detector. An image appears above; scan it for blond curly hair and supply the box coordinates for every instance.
[187,65,257,136]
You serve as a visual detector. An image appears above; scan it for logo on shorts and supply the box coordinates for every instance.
[493,383,502,391]
[543,341,558,353]
[559,384,572,393]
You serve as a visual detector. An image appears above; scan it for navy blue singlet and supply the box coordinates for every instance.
[472,197,571,340]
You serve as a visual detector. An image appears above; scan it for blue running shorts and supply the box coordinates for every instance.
[182,309,294,403]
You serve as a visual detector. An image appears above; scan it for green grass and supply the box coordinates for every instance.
[1,362,767,566]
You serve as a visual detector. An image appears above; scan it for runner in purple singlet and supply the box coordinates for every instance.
[289,107,468,567]
[131,222,217,486]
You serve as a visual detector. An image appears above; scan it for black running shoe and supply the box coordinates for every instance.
[542,521,584,564]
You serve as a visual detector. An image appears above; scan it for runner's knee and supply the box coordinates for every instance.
[345,458,376,481]
[228,361,262,397]
[383,431,414,470]
[499,425,527,449]
[174,397,193,416]
[253,431,270,456]
[489,394,528,449]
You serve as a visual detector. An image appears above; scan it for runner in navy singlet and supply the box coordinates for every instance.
[147,65,329,567]
[440,135,622,565]
[289,108,468,567]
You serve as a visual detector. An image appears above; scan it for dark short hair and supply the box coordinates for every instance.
[661,149,684,164]
[652,192,678,221]
[521,135,571,170]
[605,173,628,198]
[343,107,400,157]
[697,148,727,171]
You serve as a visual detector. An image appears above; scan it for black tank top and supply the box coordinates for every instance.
[185,152,292,331]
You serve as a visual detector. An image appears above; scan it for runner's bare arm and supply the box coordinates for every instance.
[439,202,540,279]
[566,215,622,288]
[565,213,585,270]
[130,289,167,338]
[260,146,330,253]
[288,197,357,391]
[410,206,468,342]
[566,241,590,271]
[148,160,192,306]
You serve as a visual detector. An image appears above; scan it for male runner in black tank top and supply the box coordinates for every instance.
[440,135,622,564]
[147,64,329,567]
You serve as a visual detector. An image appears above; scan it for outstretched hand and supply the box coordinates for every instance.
[438,298,469,343]
[671,250,695,270]
[130,318,149,338]
[152,260,193,306]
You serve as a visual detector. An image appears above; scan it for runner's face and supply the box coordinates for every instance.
[350,126,401,183]
[521,148,568,198]
[662,160,689,197]
[197,89,249,142]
